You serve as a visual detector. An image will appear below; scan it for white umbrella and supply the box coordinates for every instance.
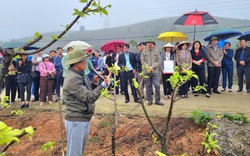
[63,40,92,50]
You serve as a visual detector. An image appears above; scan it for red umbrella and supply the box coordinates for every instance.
[174,9,218,41]
[101,40,125,53]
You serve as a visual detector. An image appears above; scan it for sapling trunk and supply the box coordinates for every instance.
[111,73,118,156]
[136,89,162,139]
[161,87,179,154]
[58,100,65,156]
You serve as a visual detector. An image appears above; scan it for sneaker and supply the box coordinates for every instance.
[221,88,226,92]
[228,89,232,92]
[40,102,44,107]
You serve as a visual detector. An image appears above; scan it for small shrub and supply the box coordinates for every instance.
[40,141,55,156]
[221,112,250,124]
[41,141,55,151]
[201,123,221,154]
[88,134,100,145]
[189,108,216,124]
[98,121,109,128]
[11,109,24,116]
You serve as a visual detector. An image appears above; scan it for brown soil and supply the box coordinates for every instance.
[0,109,218,156]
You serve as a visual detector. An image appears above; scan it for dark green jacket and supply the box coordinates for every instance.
[63,68,104,122]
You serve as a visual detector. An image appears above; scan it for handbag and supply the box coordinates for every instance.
[30,71,38,79]
[43,62,55,80]
[47,74,55,80]
[17,74,27,83]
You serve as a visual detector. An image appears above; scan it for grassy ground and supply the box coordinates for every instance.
[4,84,250,118]
[94,85,250,118]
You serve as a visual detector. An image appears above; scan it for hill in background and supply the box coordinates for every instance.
[2,16,250,53]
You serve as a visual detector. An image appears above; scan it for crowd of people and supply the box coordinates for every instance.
[2,36,250,108]
[2,36,250,156]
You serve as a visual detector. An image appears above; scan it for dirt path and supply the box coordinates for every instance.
[6,84,248,118]
[95,86,250,118]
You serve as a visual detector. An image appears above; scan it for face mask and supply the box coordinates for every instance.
[110,54,113,57]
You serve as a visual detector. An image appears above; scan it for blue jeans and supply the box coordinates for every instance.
[65,120,90,156]
[222,64,233,89]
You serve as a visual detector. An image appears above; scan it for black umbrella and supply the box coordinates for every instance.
[238,31,250,41]
[204,28,242,42]
[1,41,40,50]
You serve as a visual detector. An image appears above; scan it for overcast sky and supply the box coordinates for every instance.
[1,0,250,41]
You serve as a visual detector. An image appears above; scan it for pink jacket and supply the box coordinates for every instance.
[38,61,56,76]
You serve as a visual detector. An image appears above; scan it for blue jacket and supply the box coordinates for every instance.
[54,56,64,71]
[96,57,105,71]
[222,49,234,66]
[90,56,98,68]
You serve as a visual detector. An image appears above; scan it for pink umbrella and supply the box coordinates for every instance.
[101,40,125,53]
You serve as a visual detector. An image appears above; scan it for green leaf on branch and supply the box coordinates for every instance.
[155,151,167,156]
[192,74,198,80]
[151,135,158,144]
[72,8,84,17]
[23,126,35,141]
[92,1,98,7]
[51,35,58,40]
[34,32,41,39]
[100,88,108,97]
[132,78,139,89]
[107,4,112,8]
[0,121,34,146]
[79,0,87,3]
[101,9,108,15]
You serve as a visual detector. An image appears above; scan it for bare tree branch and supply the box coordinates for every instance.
[14,0,95,56]
[17,35,43,52]
[0,0,109,95]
